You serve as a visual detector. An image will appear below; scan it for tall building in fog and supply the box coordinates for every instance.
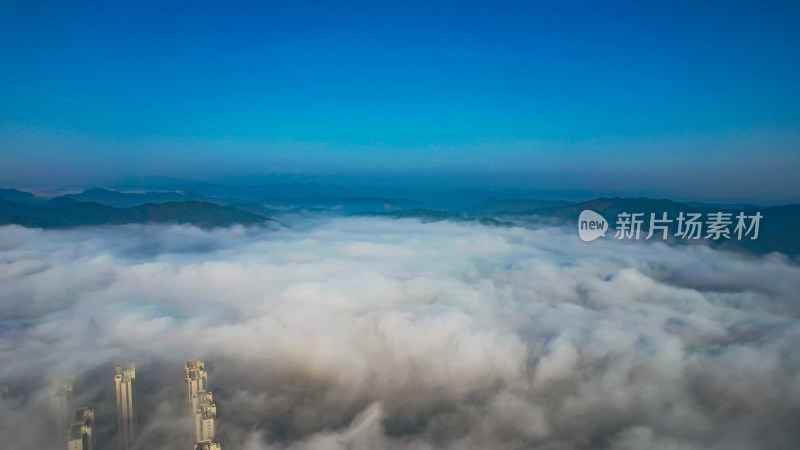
[185,360,221,449]
[67,407,94,450]
[50,378,74,442]
[184,360,207,412]
[114,363,137,450]
[193,391,217,443]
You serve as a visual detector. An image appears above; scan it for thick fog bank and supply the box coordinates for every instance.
[1,218,799,449]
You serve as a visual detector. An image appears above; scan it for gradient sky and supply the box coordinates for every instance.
[1,1,799,199]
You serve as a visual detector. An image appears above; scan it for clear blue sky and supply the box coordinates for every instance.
[1,1,799,199]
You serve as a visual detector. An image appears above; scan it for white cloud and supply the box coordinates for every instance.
[0,218,798,449]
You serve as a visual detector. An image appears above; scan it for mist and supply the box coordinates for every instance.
[1,217,799,449]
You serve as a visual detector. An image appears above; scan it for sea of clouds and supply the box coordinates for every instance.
[0,216,799,449]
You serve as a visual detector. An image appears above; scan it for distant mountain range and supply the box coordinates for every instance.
[0,198,271,228]
[2,187,426,212]
[0,188,40,205]
[259,195,424,211]
[354,208,511,226]
[61,188,211,207]
[106,177,605,207]
[0,188,798,255]
[464,198,573,213]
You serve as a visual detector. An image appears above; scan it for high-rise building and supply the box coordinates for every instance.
[195,442,222,450]
[192,391,217,443]
[114,363,137,450]
[50,378,74,441]
[67,407,94,450]
[184,360,207,412]
[185,361,221,449]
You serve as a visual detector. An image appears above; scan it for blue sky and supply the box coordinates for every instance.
[1,1,799,199]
